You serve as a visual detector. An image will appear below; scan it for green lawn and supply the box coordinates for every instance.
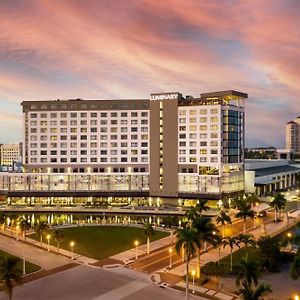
[202,247,260,275]
[29,226,168,260]
[0,250,41,274]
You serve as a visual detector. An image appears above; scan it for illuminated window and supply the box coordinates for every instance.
[200,117,207,123]
[200,125,207,131]
[200,149,207,155]
[199,109,207,115]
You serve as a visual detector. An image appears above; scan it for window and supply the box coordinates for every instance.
[200,149,207,155]
[179,110,186,115]
[200,117,207,123]
[30,113,37,118]
[131,142,138,147]
[211,133,218,138]
[60,120,67,125]
[50,113,57,118]
[179,157,186,162]
[121,112,127,117]
[179,134,186,139]
[111,150,117,155]
[80,120,87,125]
[71,113,77,118]
[60,113,67,118]
[200,141,207,146]
[100,150,107,155]
[189,110,197,115]
[111,120,117,125]
[199,109,207,114]
[200,157,207,162]
[80,135,87,140]
[179,141,186,146]
[200,133,207,139]
[210,116,218,122]
[121,120,127,125]
[121,142,127,147]
[200,125,207,131]
[100,112,107,117]
[70,120,77,125]
[179,118,186,124]
[90,112,97,117]
[131,127,138,132]
[179,149,186,154]
[141,142,148,147]
[189,133,196,139]
[211,157,218,162]
[141,120,148,124]
[210,141,218,146]
[210,108,218,114]
[131,112,138,117]
[90,120,97,125]
[80,112,87,118]
[141,150,148,155]
[189,149,196,154]
[189,141,196,147]
[90,150,97,155]
[189,117,196,123]
[141,112,148,117]
[189,157,197,162]
[211,149,218,154]
[210,125,218,130]
[111,112,117,117]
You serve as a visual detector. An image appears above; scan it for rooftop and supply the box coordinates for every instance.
[254,165,300,177]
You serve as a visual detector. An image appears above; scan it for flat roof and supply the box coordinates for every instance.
[255,165,300,177]
[200,90,248,99]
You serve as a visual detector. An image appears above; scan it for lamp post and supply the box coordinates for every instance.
[22,255,26,275]
[134,240,139,260]
[287,232,293,251]
[46,234,51,251]
[70,241,75,260]
[297,189,299,210]
[16,225,20,241]
[192,270,196,293]
[169,247,173,268]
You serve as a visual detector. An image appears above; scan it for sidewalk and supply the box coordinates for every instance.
[0,228,96,266]
[0,232,71,270]
[111,233,173,262]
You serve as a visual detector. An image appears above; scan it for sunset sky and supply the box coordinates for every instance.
[0,0,299,146]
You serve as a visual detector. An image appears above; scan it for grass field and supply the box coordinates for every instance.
[29,226,168,260]
[202,247,260,275]
[0,250,41,274]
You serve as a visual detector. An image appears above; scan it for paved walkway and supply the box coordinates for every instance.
[0,228,96,267]
[112,233,173,262]
[0,233,71,270]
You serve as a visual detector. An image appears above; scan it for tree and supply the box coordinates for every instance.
[175,225,199,300]
[236,258,260,288]
[35,221,49,246]
[192,215,219,278]
[235,201,255,234]
[216,210,232,238]
[236,234,256,261]
[18,217,31,241]
[143,222,155,254]
[270,193,287,222]
[257,236,281,271]
[222,236,240,272]
[53,229,65,254]
[0,256,22,300]
[238,281,272,300]
[185,199,209,222]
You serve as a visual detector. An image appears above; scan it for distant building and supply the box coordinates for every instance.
[0,143,22,167]
[245,159,300,196]
[245,147,277,160]
[286,117,300,160]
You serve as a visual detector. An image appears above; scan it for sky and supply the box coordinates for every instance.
[0,0,300,147]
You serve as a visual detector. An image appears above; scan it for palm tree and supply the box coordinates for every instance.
[0,256,22,300]
[270,193,287,222]
[53,229,65,254]
[236,234,256,261]
[222,236,240,272]
[238,281,272,300]
[35,221,49,246]
[235,201,255,234]
[236,258,260,288]
[18,217,31,241]
[175,225,199,300]
[185,199,209,222]
[216,210,232,238]
[192,216,219,278]
[143,222,155,254]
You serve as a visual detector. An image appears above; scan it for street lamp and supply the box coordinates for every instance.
[134,240,139,260]
[169,247,173,268]
[192,270,196,293]
[22,255,26,275]
[294,295,299,300]
[16,225,20,241]
[287,232,293,251]
[70,241,75,260]
[46,234,51,251]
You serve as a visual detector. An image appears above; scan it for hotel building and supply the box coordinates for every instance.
[0,90,247,203]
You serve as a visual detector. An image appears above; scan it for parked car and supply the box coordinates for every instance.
[257,210,267,217]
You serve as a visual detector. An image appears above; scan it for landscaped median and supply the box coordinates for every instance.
[28,226,168,260]
[0,250,41,274]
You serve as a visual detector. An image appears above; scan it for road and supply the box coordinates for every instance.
[129,213,273,274]
[0,265,202,300]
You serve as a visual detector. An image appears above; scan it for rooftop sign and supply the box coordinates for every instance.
[150,93,180,101]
